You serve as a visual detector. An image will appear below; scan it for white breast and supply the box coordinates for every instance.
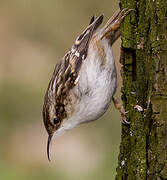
[77,39,117,123]
[55,38,117,135]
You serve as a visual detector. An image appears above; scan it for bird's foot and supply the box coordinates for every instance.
[112,97,130,125]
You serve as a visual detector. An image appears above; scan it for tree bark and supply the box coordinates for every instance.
[115,0,167,179]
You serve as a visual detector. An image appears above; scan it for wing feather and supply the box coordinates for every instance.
[46,50,83,120]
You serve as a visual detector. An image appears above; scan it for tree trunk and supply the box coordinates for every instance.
[115,0,167,179]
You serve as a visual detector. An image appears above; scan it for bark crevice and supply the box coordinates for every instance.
[115,0,167,179]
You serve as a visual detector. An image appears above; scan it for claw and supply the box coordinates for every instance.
[121,110,131,125]
[112,97,130,125]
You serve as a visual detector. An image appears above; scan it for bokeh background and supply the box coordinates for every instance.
[0,0,123,180]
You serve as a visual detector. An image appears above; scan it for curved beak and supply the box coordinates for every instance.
[47,134,53,161]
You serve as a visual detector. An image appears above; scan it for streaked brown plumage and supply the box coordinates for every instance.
[43,9,133,161]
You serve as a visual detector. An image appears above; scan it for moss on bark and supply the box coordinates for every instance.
[115,0,167,179]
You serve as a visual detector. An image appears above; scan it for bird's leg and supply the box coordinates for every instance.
[112,97,130,124]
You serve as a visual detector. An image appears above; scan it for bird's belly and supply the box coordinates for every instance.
[75,53,117,124]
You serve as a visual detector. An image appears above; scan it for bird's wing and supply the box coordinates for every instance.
[48,50,82,96]
[45,49,84,119]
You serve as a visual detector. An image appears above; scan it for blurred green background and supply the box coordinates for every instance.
[0,0,123,179]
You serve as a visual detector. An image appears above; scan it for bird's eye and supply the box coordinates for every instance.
[53,117,60,124]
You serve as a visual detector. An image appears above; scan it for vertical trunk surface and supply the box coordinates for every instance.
[115,0,167,179]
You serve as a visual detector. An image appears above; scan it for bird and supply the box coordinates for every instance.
[43,8,132,161]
